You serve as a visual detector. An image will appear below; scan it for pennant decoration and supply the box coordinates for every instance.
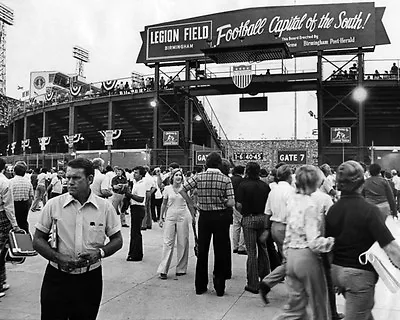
[38,136,51,151]
[21,139,30,151]
[10,142,17,154]
[70,84,82,97]
[102,80,117,92]
[63,133,82,148]
[99,129,122,146]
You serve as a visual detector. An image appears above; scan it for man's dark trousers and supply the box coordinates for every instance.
[128,205,145,260]
[195,210,231,292]
[14,200,30,233]
[41,264,102,320]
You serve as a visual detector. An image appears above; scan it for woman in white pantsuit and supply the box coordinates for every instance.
[157,169,192,279]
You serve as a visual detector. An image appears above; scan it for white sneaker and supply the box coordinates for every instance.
[0,292,5,298]
[1,283,10,291]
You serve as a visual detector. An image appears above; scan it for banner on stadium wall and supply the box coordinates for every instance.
[29,71,50,98]
[137,2,389,63]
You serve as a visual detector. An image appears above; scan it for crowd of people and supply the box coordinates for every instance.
[330,62,399,81]
[1,154,400,319]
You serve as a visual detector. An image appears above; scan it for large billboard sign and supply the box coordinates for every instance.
[137,2,389,63]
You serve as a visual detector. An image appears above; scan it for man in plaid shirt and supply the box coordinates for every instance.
[180,152,235,297]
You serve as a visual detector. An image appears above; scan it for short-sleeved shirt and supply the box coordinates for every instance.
[37,172,47,187]
[10,175,34,201]
[285,193,321,251]
[230,174,243,198]
[163,185,190,221]
[90,169,106,197]
[144,173,156,192]
[35,192,121,262]
[183,168,234,211]
[50,176,63,194]
[264,181,295,223]
[0,172,16,227]
[130,179,147,206]
[326,193,394,272]
[236,178,270,216]
[320,178,334,195]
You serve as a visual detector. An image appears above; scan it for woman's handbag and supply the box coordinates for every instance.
[359,216,400,293]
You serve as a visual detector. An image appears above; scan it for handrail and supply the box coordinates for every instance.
[5,56,400,123]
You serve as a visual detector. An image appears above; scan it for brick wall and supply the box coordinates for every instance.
[224,139,318,168]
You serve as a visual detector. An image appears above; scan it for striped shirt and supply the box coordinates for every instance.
[10,175,34,201]
[183,168,234,211]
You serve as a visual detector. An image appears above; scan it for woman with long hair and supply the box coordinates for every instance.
[157,168,193,279]
[275,165,334,320]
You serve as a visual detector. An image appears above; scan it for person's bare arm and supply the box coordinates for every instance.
[159,198,168,227]
[33,229,82,270]
[179,189,196,219]
[383,240,400,268]
[79,231,123,264]
[226,199,235,208]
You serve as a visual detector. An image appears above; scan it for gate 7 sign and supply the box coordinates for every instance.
[277,151,307,164]
[195,150,222,165]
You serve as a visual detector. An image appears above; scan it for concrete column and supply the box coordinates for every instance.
[184,60,191,169]
[107,99,114,165]
[153,63,160,166]
[42,111,47,161]
[68,104,76,155]
[23,116,27,156]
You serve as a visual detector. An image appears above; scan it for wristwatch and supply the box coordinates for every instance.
[99,248,105,259]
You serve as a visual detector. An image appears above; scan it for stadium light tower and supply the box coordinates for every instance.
[0,3,14,95]
[72,46,89,78]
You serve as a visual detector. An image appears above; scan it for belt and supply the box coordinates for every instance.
[243,213,264,217]
[49,260,101,274]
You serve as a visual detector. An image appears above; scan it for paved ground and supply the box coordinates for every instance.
[1,212,400,320]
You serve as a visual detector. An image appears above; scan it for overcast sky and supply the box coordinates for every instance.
[3,0,399,140]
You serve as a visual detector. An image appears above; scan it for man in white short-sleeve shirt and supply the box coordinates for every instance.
[127,166,147,261]
[33,158,122,320]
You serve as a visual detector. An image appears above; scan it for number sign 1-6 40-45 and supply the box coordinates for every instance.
[277,151,307,164]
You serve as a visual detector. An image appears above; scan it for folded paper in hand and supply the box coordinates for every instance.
[359,216,400,293]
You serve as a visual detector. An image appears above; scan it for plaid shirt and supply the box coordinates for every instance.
[183,168,234,211]
[10,175,34,201]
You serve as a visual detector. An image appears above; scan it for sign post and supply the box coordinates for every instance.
[331,127,351,162]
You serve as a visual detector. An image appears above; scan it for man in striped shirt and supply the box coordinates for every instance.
[180,152,235,297]
[10,161,34,233]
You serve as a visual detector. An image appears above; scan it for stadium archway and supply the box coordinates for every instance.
[136,2,396,167]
